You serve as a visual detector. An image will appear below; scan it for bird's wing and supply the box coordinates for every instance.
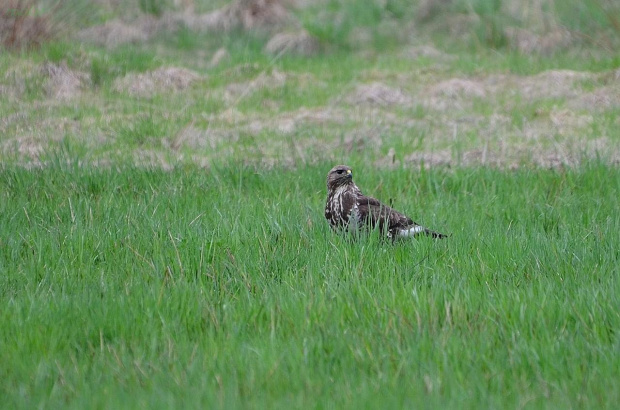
[356,194,413,232]
[356,194,447,238]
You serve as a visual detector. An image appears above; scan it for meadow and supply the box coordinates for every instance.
[1,0,620,408]
[1,164,619,408]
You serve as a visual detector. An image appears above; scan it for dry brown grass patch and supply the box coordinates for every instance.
[399,45,455,62]
[224,69,288,103]
[518,70,593,100]
[170,125,239,151]
[113,67,202,97]
[505,27,573,55]
[185,0,292,32]
[42,61,89,100]
[345,83,412,107]
[76,14,182,48]
[264,30,319,56]
[422,78,486,111]
[0,0,55,49]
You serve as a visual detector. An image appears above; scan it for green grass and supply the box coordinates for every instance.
[1,163,619,408]
[1,1,619,407]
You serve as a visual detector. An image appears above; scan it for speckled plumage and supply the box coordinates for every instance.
[324,165,447,239]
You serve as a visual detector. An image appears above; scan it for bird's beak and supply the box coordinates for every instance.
[346,169,352,178]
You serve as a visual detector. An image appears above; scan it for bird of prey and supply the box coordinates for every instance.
[324,165,447,239]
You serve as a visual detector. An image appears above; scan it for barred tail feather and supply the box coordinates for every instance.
[425,229,448,239]
[397,225,448,239]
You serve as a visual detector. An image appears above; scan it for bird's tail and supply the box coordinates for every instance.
[424,228,448,239]
[397,225,448,239]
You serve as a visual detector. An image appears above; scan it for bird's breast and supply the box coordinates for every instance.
[326,186,356,227]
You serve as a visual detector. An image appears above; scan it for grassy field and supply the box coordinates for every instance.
[1,0,620,408]
[1,164,619,408]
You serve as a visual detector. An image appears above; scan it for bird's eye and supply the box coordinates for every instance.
[336,170,344,174]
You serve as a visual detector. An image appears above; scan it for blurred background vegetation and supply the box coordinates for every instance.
[2,0,618,169]
[2,0,618,54]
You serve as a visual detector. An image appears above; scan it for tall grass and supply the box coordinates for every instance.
[3,0,618,52]
[1,163,619,408]
[300,0,620,51]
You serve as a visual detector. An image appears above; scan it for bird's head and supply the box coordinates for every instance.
[327,165,354,190]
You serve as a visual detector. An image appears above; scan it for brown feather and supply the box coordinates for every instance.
[356,194,414,233]
[324,165,447,239]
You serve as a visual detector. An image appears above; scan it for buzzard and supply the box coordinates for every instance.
[324,165,447,239]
